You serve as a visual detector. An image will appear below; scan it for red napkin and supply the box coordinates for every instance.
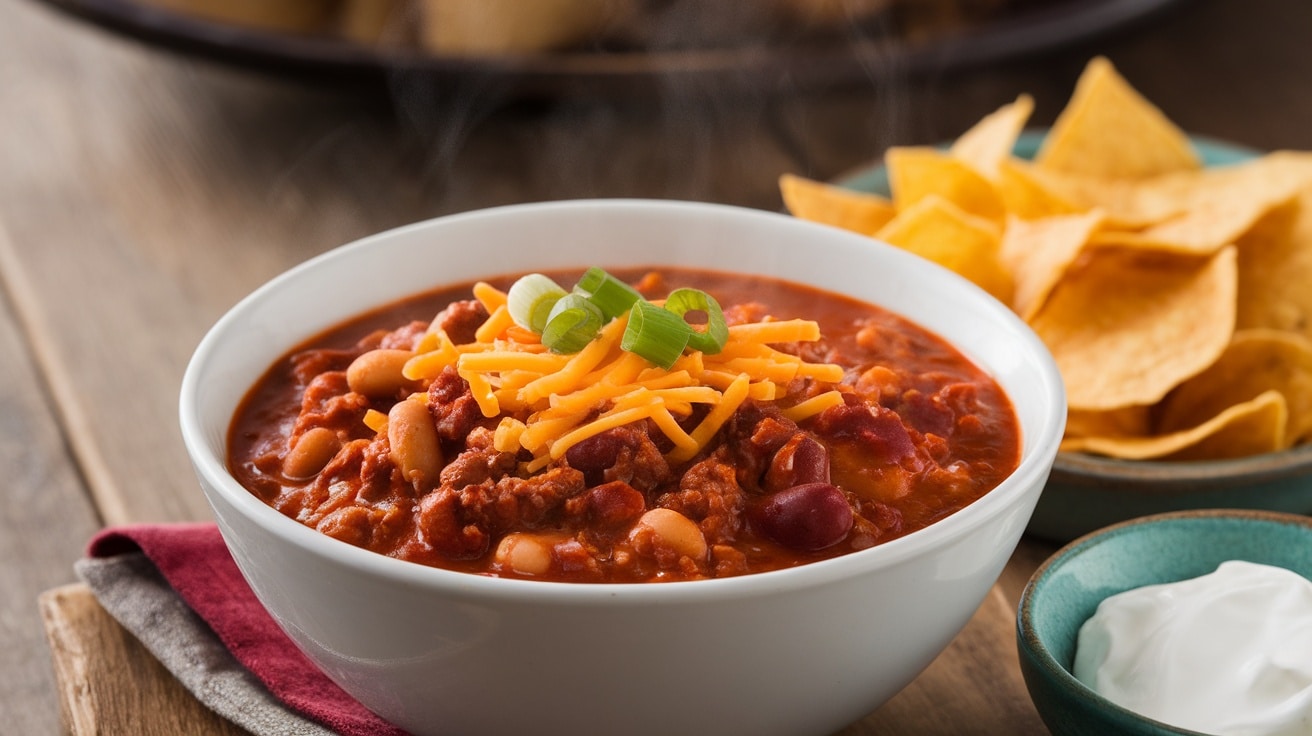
[87,524,409,736]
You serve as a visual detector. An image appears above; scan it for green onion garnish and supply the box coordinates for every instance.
[504,268,730,368]
[663,287,728,355]
[507,274,567,333]
[621,300,692,370]
[542,294,605,354]
[573,266,643,320]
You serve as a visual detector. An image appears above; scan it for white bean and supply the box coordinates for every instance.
[388,399,442,485]
[494,533,554,576]
[347,349,415,398]
[632,508,707,560]
[282,427,339,479]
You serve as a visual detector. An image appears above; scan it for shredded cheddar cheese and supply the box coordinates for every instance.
[374,282,847,468]
[473,304,516,343]
[472,281,508,312]
[780,390,846,422]
[363,408,389,433]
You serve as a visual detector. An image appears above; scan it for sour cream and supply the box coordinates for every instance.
[1074,560,1312,736]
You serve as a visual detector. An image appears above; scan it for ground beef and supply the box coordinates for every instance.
[657,453,745,546]
[719,401,804,492]
[563,481,647,528]
[432,299,489,345]
[439,428,518,488]
[417,466,588,560]
[565,423,673,491]
[428,366,484,441]
[378,321,428,351]
[291,372,370,439]
[289,349,358,386]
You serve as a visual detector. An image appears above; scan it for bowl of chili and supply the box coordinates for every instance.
[180,199,1066,736]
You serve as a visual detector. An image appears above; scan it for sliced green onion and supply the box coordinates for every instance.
[622,300,692,369]
[508,268,730,366]
[573,267,643,320]
[507,274,567,333]
[542,294,605,354]
[663,287,728,355]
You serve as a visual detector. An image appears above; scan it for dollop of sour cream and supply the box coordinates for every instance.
[1074,560,1312,735]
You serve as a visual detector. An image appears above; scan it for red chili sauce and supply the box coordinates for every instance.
[227,268,1021,583]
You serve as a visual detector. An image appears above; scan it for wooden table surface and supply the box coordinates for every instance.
[6,0,1312,733]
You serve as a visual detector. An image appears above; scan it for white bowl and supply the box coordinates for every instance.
[180,199,1066,736]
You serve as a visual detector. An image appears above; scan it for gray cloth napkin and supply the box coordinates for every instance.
[75,553,336,736]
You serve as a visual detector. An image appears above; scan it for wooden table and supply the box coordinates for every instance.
[6,0,1312,732]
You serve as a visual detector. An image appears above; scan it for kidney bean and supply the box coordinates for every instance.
[750,483,853,551]
[763,433,830,492]
[586,481,646,527]
[812,403,917,465]
[565,431,622,473]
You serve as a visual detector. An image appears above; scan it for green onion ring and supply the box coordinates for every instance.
[507,273,567,333]
[542,294,605,354]
[622,300,691,369]
[663,287,729,355]
[574,267,643,320]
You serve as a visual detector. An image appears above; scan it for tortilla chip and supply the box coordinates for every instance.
[1090,193,1298,259]
[1000,211,1104,321]
[778,173,897,236]
[1235,153,1312,342]
[1015,155,1304,237]
[875,195,1013,303]
[1030,245,1237,410]
[1088,231,1211,257]
[1133,174,1302,255]
[1157,329,1312,445]
[1035,57,1200,179]
[999,160,1173,228]
[1062,390,1287,461]
[885,147,1006,222]
[950,94,1034,179]
[1066,405,1152,440]
[779,61,1312,463]
[994,159,1087,220]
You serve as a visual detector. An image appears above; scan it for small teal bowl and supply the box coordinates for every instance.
[1016,509,1312,736]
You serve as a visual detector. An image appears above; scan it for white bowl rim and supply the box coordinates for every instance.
[180,198,1065,604]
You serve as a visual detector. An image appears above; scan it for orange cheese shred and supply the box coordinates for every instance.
[781,390,846,422]
[474,305,515,343]
[472,281,508,312]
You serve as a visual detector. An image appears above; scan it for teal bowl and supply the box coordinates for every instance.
[1031,445,1312,542]
[1016,509,1312,736]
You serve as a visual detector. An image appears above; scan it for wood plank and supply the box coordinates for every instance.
[0,218,104,734]
[997,538,1060,607]
[39,584,251,736]
[846,585,1047,735]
